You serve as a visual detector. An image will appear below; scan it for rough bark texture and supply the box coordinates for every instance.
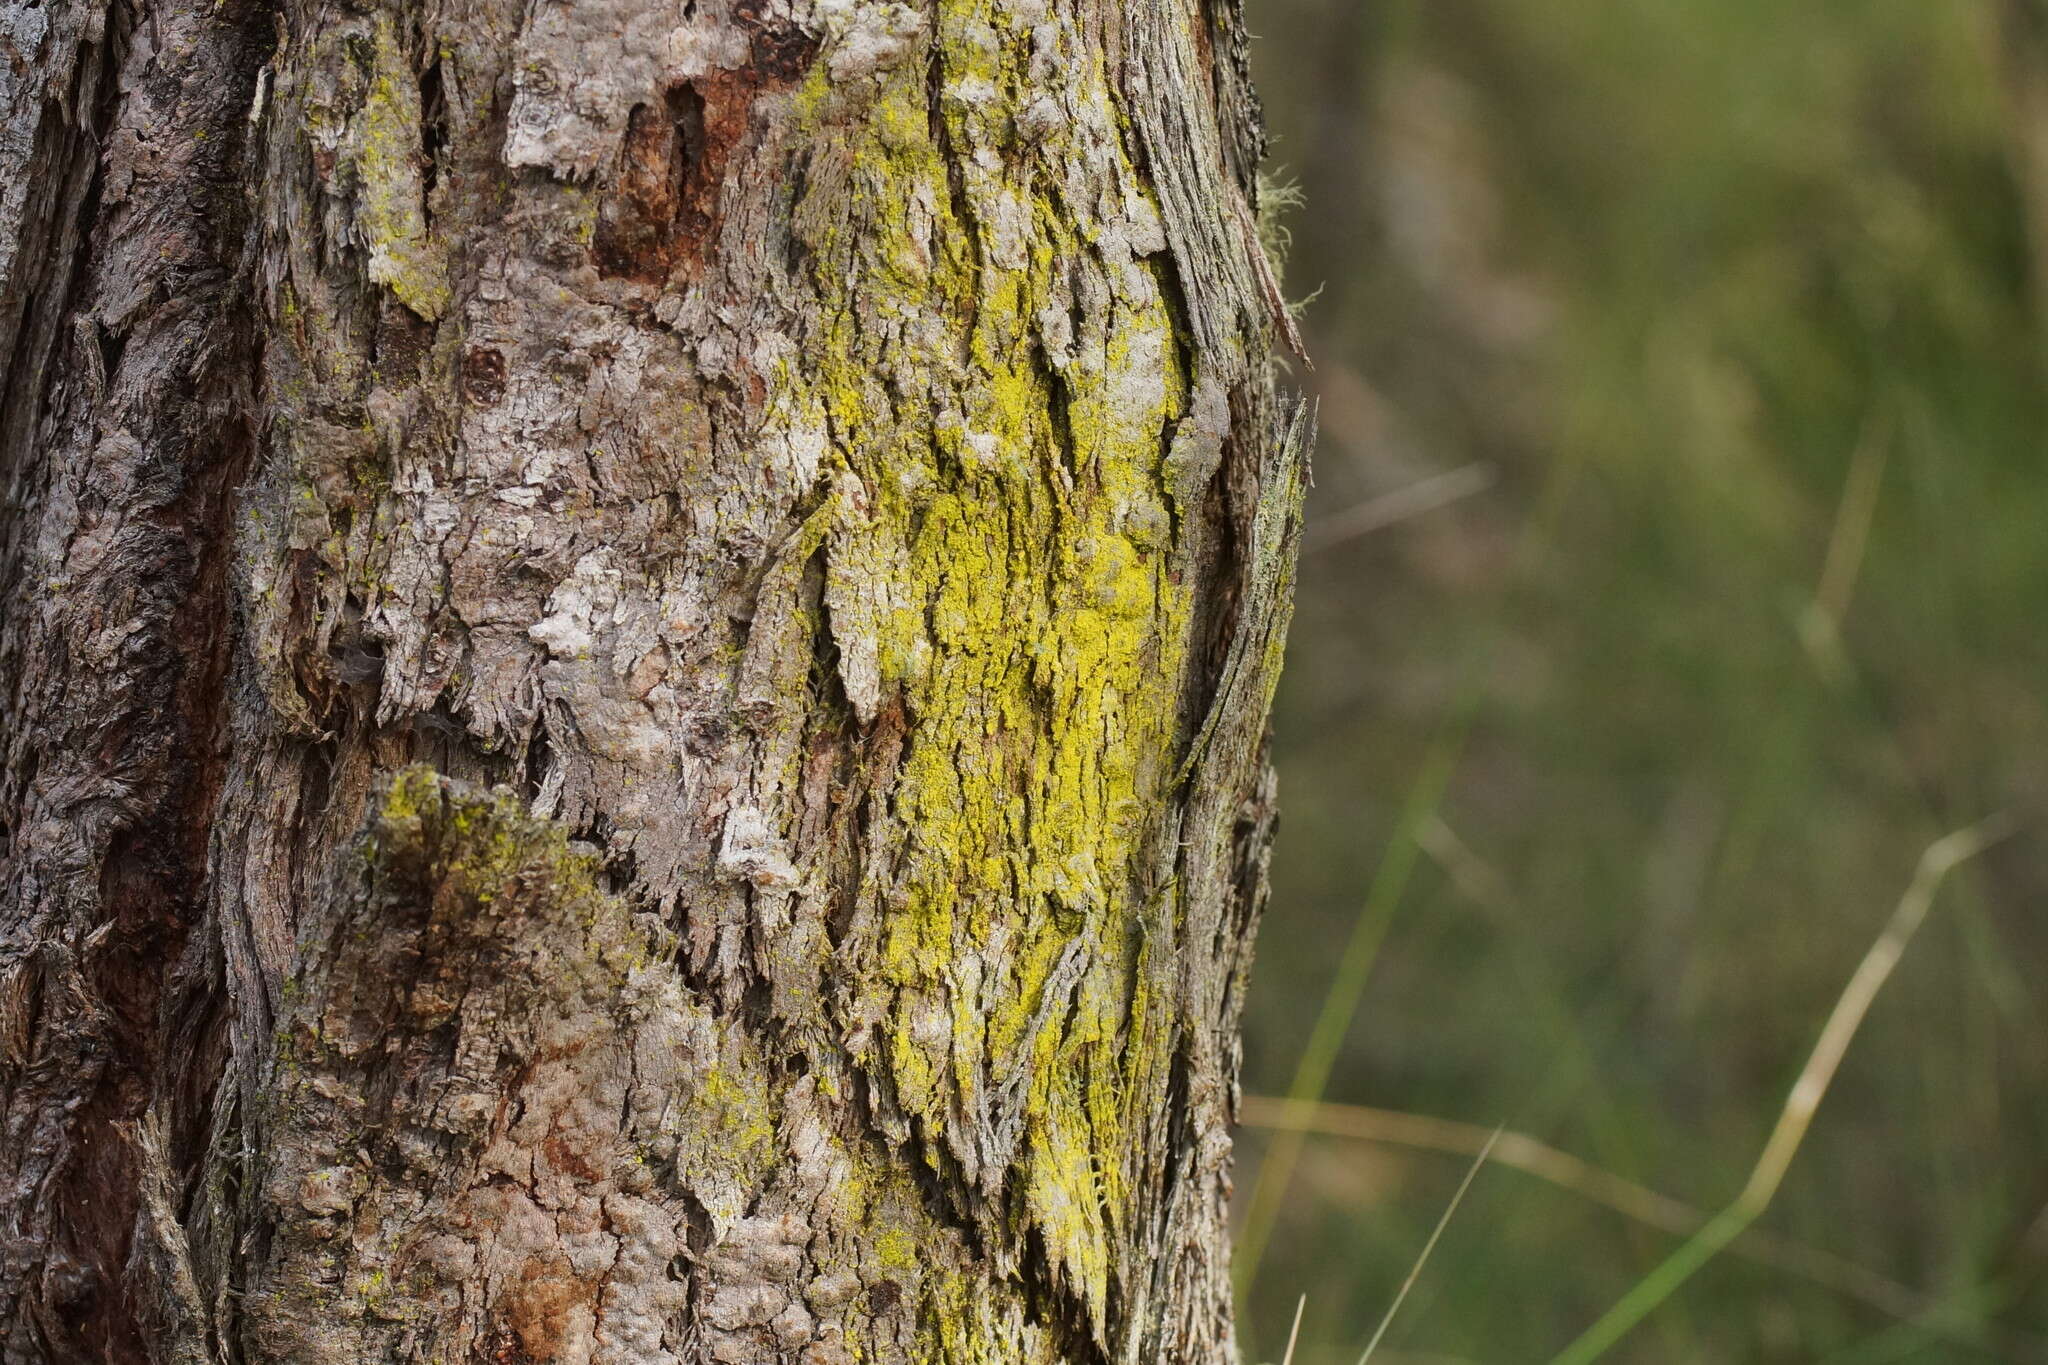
[0,0,1307,1361]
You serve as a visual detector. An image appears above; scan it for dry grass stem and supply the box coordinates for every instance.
[1237,1094,2045,1356]
[1281,1294,1307,1365]
[1356,1127,1500,1365]
[1545,818,2014,1364]
[1304,464,1498,554]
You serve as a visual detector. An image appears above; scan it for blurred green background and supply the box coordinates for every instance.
[1234,2,2048,1361]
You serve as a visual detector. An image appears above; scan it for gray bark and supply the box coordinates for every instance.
[0,1,1306,1361]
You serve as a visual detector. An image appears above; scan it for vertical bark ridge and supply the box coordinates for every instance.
[0,0,277,1357]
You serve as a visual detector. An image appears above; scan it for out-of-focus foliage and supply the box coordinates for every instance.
[1238,1,2048,1360]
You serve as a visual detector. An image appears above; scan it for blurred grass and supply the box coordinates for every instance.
[1236,1,2048,1361]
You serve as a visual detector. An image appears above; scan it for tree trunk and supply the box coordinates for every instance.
[0,0,1306,1361]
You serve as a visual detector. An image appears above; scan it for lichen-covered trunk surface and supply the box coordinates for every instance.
[0,0,1306,1360]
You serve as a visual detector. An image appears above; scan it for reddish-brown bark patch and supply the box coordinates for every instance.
[500,1258,598,1362]
[591,11,818,283]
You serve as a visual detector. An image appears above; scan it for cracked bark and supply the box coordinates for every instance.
[0,1,1307,1361]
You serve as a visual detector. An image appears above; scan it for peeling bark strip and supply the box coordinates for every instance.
[1,0,1306,1361]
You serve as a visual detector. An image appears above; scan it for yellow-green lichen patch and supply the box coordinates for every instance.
[801,1131,1058,1364]
[779,0,1206,1340]
[348,17,449,320]
[660,1038,783,1233]
[360,765,644,1002]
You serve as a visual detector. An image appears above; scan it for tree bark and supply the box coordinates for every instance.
[0,0,1306,1361]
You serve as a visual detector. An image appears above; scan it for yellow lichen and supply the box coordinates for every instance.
[778,0,1204,1340]
[350,17,448,320]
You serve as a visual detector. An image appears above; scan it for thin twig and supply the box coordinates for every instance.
[1357,1128,1500,1364]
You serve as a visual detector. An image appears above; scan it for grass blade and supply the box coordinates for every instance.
[1357,1127,1501,1365]
[1546,818,2012,1365]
